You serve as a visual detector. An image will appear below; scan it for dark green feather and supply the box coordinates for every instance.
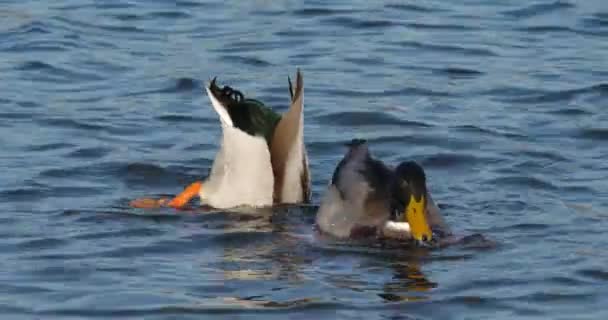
[209,79,281,145]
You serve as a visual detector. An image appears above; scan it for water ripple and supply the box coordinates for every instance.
[221,55,273,67]
[577,268,608,281]
[501,83,608,103]
[16,237,67,251]
[503,1,575,19]
[398,40,498,56]
[1,1,607,319]
[292,8,360,17]
[385,3,442,13]
[315,111,431,127]
[322,17,397,29]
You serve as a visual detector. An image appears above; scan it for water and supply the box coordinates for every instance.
[1,0,607,318]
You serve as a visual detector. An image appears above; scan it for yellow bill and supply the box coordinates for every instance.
[405,194,432,242]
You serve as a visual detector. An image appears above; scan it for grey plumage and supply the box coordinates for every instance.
[316,139,451,239]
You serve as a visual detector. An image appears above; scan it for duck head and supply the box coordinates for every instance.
[391,161,433,242]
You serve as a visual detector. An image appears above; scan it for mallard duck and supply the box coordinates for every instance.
[131,70,310,209]
[315,139,450,242]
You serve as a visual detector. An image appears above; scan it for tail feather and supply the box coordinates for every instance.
[270,69,311,203]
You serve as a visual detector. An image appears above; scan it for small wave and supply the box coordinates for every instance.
[16,237,67,250]
[66,146,112,159]
[121,162,203,188]
[517,291,595,303]
[4,39,84,53]
[51,16,149,38]
[406,22,479,31]
[482,86,543,98]
[582,13,608,28]
[125,78,201,96]
[0,19,50,35]
[503,1,574,19]
[27,265,95,282]
[579,128,608,140]
[441,295,508,308]
[220,55,272,67]
[419,153,484,169]
[177,0,211,8]
[111,13,139,21]
[366,134,437,147]
[147,11,191,19]
[175,77,198,91]
[437,67,484,78]
[124,163,167,177]
[318,86,450,98]
[79,58,132,74]
[519,24,607,37]
[71,227,164,240]
[314,111,431,127]
[3,284,53,294]
[519,149,568,162]
[16,60,105,82]
[343,56,387,66]
[93,2,135,9]
[275,29,319,37]
[549,107,592,116]
[71,209,184,223]
[322,16,397,29]
[41,300,340,317]
[517,25,576,34]
[48,186,105,198]
[577,268,608,281]
[213,39,296,53]
[506,83,608,103]
[96,239,205,258]
[453,125,526,139]
[486,176,558,191]
[0,112,37,120]
[40,162,122,179]
[491,223,551,232]
[37,118,105,131]
[192,231,276,248]
[385,4,440,13]
[292,8,358,17]
[446,276,585,293]
[27,142,75,152]
[0,188,47,201]
[398,41,498,57]
[157,114,211,123]
[16,61,55,71]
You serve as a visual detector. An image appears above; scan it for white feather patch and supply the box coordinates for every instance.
[279,117,305,203]
[201,123,274,209]
[205,86,233,127]
[382,221,412,240]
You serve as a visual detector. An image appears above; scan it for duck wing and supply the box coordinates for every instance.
[270,69,311,204]
[316,139,394,238]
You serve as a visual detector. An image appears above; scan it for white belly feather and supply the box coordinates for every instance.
[201,125,274,209]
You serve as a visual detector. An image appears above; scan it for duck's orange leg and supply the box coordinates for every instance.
[167,181,202,208]
[130,181,202,209]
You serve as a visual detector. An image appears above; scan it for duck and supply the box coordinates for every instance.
[130,70,310,209]
[315,139,451,243]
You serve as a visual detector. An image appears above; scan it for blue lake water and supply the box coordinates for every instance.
[1,0,607,319]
